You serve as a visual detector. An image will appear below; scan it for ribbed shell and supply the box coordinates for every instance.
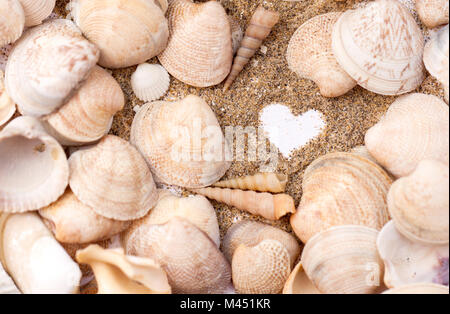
[416,0,449,28]
[332,0,425,95]
[0,70,15,127]
[283,262,320,294]
[0,0,25,47]
[383,284,449,294]
[213,173,288,193]
[69,135,158,221]
[131,63,170,102]
[287,12,356,97]
[290,152,392,243]
[70,0,169,69]
[158,0,233,87]
[18,0,56,27]
[365,93,449,178]
[124,217,231,294]
[5,19,99,117]
[130,95,230,188]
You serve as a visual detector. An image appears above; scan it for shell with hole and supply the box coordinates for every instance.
[18,0,56,27]
[287,12,356,97]
[213,173,288,193]
[69,135,158,221]
[158,0,233,87]
[0,0,24,48]
[123,217,231,294]
[0,117,69,213]
[130,95,230,188]
[69,0,169,69]
[365,93,449,178]
[283,262,321,294]
[5,19,99,117]
[76,245,171,294]
[301,225,384,294]
[290,152,392,244]
[416,0,449,28]
[0,70,15,127]
[377,221,449,288]
[383,283,449,294]
[131,63,170,102]
[0,213,82,294]
[332,0,425,95]
[1,259,20,294]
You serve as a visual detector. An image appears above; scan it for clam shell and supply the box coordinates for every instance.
[287,12,356,97]
[18,0,56,27]
[0,0,25,47]
[213,173,288,193]
[416,0,449,28]
[0,70,15,127]
[158,0,233,87]
[69,135,158,221]
[70,0,169,69]
[130,95,230,188]
[365,93,449,178]
[5,19,99,117]
[332,0,425,95]
[131,63,170,102]
[383,283,449,294]
[0,117,69,213]
[0,259,20,294]
[283,262,320,294]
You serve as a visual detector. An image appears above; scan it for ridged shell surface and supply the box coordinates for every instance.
[416,0,449,28]
[131,63,170,102]
[0,0,25,47]
[18,0,56,27]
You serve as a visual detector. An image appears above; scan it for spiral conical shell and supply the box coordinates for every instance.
[0,0,25,47]
[213,173,288,193]
[0,70,15,127]
[18,0,56,27]
[416,0,449,28]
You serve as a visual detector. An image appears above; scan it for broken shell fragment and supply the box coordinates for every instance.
[283,262,320,294]
[0,71,15,127]
[0,0,25,47]
[416,0,449,28]
[383,283,449,294]
[131,63,170,102]
[18,0,56,27]
[213,173,288,193]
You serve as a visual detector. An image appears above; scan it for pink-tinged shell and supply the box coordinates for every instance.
[0,70,15,127]
[0,0,25,47]
[383,283,449,294]
[18,0,56,27]
[416,0,449,28]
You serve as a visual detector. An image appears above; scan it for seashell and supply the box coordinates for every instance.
[124,217,231,294]
[290,152,392,243]
[223,6,279,91]
[130,95,230,188]
[39,189,131,244]
[0,260,20,294]
[332,0,425,95]
[229,16,244,55]
[0,0,25,47]
[377,221,449,288]
[383,283,449,294]
[5,19,99,117]
[42,66,124,146]
[213,173,288,193]
[351,145,379,165]
[76,245,171,294]
[388,160,449,245]
[287,12,356,97]
[192,187,296,221]
[416,0,449,28]
[70,0,169,69]
[69,135,158,221]
[283,262,321,294]
[365,93,449,178]
[0,117,69,213]
[158,0,233,87]
[424,25,449,103]
[301,225,384,294]
[0,213,82,294]
[18,0,56,27]
[131,63,170,102]
[0,70,15,127]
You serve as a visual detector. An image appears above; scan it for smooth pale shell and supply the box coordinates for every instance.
[0,70,15,127]
[383,283,449,294]
[283,262,320,294]
[213,173,288,193]
[0,0,25,47]
[18,0,56,27]
[131,63,170,102]
[0,260,20,294]
[416,0,449,28]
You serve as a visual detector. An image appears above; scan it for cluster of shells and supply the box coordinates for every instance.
[0,0,448,295]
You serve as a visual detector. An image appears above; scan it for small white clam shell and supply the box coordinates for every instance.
[131,64,170,102]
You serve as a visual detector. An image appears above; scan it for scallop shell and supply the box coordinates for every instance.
[124,217,231,294]
[0,70,15,127]
[0,213,82,294]
[301,225,384,294]
[70,0,169,69]
[0,0,25,47]
[0,260,20,294]
[332,0,425,95]
[283,262,320,294]
[287,12,356,97]
[377,221,449,288]
[213,173,288,193]
[383,283,449,294]
[130,95,230,188]
[131,63,170,102]
[0,117,69,213]
[5,19,99,117]
[388,160,449,245]
[416,0,449,28]
[365,93,449,178]
[18,0,56,27]
[76,245,171,294]
[290,152,392,243]
[158,0,233,87]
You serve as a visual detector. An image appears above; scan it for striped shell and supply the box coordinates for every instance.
[18,0,56,27]
[0,0,25,47]
[131,63,170,102]
[213,173,287,193]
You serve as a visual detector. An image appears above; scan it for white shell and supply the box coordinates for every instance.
[0,70,15,127]
[131,64,170,102]
[18,0,56,27]
[0,0,25,47]
[0,260,20,294]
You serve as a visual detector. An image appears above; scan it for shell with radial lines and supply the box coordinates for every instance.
[416,0,449,28]
[0,0,24,47]
[131,64,170,102]
[18,0,56,27]
[0,70,15,127]
[213,173,288,193]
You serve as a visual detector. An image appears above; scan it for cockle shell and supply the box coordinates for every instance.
[283,262,320,294]
[131,63,170,102]
[76,245,171,294]
[0,213,81,294]
[0,0,24,47]
[70,0,169,69]
[290,152,392,243]
[301,225,384,294]
[0,70,15,127]
[416,0,449,28]
[5,19,99,117]
[383,283,449,294]
[0,117,69,213]
[130,95,230,188]
[124,217,231,294]
[18,0,56,27]
[42,66,125,146]
[287,12,356,97]
[388,160,449,245]
[0,260,20,294]
[213,173,288,193]
[69,135,158,221]
[377,221,449,288]
[332,0,425,95]
[365,93,449,178]
[158,0,233,87]
[39,189,131,244]
[192,187,296,221]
